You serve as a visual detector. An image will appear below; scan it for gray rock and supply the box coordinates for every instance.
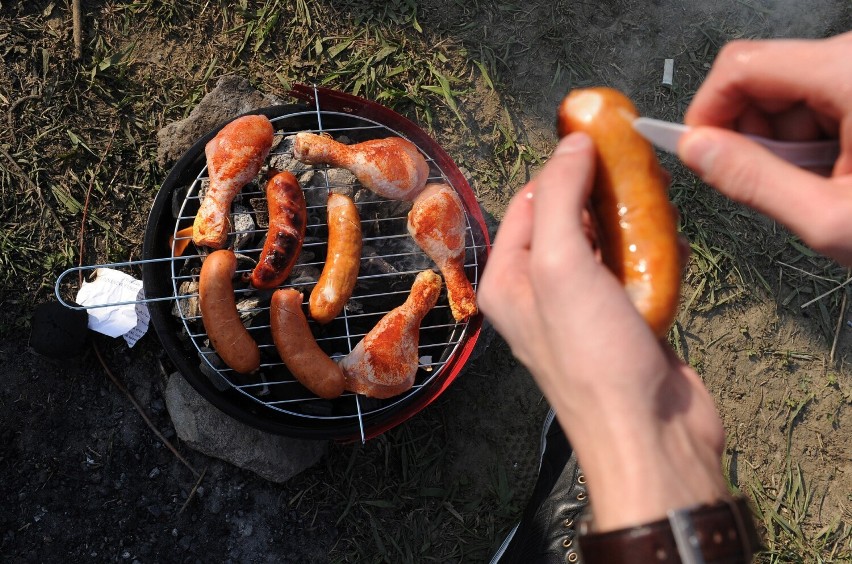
[164,372,327,483]
[156,75,285,169]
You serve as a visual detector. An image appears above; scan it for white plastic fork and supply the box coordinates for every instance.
[633,117,840,168]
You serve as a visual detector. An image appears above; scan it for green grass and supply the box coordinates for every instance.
[747,460,852,562]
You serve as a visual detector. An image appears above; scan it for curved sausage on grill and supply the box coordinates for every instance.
[270,289,345,399]
[309,193,362,324]
[292,133,429,201]
[193,114,274,249]
[250,171,307,290]
[199,249,261,374]
[557,87,681,338]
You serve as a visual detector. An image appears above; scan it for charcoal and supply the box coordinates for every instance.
[249,197,269,228]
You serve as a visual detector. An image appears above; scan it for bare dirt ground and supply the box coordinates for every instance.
[2,1,851,562]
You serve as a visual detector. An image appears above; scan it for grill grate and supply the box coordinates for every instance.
[57,86,490,442]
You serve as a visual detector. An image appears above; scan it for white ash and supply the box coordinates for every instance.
[173,280,200,320]
[268,132,284,153]
[298,169,316,185]
[236,296,261,324]
[231,203,256,251]
[196,178,210,199]
[268,135,297,171]
[314,168,357,196]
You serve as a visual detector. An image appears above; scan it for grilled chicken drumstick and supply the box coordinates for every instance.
[407,183,477,322]
[292,132,429,201]
[339,270,442,399]
[193,114,274,249]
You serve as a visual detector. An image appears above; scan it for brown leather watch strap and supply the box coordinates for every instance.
[577,496,762,563]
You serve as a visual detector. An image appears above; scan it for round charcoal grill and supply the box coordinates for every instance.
[141,85,490,441]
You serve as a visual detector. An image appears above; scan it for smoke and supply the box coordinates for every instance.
[670,0,850,39]
[758,0,851,38]
[569,0,850,115]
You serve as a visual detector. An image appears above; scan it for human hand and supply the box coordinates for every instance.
[680,31,852,264]
[478,133,728,532]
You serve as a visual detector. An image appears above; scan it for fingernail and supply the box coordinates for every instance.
[679,129,719,176]
[555,132,592,155]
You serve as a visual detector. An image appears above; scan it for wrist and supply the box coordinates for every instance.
[577,495,762,563]
[555,406,728,532]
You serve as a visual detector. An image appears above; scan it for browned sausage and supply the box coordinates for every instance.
[309,193,362,324]
[199,249,261,374]
[557,87,681,338]
[270,289,345,399]
[250,171,307,290]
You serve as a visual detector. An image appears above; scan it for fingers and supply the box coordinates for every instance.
[491,182,536,254]
[684,34,852,128]
[481,133,598,326]
[530,133,596,260]
[678,126,852,257]
[478,181,535,319]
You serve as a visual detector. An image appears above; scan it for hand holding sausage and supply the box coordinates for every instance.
[478,134,728,532]
[679,31,852,265]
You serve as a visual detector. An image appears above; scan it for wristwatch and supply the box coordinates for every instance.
[577,496,761,563]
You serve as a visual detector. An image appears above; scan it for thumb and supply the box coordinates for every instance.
[678,126,838,245]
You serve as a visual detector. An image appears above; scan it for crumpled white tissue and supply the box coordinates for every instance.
[75,268,150,347]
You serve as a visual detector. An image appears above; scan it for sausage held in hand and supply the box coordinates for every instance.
[557,87,681,338]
